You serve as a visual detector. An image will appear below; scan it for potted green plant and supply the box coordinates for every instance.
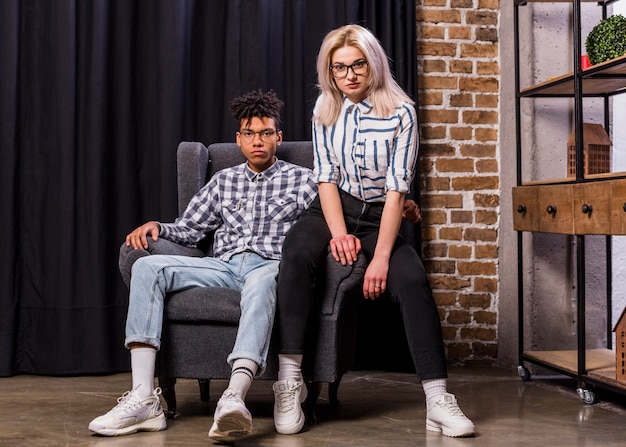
[585,14,626,65]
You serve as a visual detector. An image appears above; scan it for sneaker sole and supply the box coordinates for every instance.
[274,414,305,435]
[209,411,252,442]
[426,420,475,438]
[274,402,306,435]
[89,414,167,437]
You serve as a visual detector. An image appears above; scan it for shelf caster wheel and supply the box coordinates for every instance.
[517,365,531,381]
[576,388,596,405]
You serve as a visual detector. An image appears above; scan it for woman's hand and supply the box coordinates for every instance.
[329,234,361,266]
[363,256,389,299]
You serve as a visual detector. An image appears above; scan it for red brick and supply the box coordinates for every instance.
[447,309,472,324]
[460,327,497,341]
[450,127,473,140]
[439,227,463,241]
[419,91,444,106]
[458,261,497,275]
[437,158,475,172]
[464,227,498,242]
[430,274,471,290]
[449,244,473,258]
[418,9,462,24]
[459,293,492,308]
[475,277,497,292]
[421,193,464,209]
[474,193,500,207]
[452,176,499,191]
[477,159,499,173]
[475,244,498,259]
[433,291,459,306]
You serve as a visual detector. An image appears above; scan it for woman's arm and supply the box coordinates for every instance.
[363,190,405,300]
[319,182,362,266]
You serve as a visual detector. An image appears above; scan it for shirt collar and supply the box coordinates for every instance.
[243,156,280,180]
[342,95,373,114]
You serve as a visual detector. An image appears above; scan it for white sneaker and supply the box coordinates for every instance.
[88,387,167,436]
[208,388,252,442]
[426,392,475,437]
[273,379,308,434]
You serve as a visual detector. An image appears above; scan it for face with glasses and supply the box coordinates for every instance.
[329,45,370,103]
[236,116,282,173]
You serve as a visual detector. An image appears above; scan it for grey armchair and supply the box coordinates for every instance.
[118,141,367,419]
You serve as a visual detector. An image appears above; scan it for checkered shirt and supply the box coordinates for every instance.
[159,159,317,261]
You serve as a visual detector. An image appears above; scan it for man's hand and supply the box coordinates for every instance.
[125,221,161,250]
[402,199,422,223]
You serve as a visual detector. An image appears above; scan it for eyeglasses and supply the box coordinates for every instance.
[329,60,369,79]
[239,129,278,143]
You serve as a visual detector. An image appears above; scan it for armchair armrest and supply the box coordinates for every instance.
[118,238,205,288]
[320,252,367,315]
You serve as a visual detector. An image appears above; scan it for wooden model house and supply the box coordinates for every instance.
[567,122,612,177]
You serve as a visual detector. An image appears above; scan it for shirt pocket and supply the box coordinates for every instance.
[267,195,300,223]
[221,198,248,228]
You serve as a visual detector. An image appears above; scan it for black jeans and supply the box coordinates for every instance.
[277,190,448,381]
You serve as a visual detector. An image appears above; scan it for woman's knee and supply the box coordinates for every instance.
[281,217,330,263]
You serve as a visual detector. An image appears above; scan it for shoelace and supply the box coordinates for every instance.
[220,390,239,402]
[109,387,161,414]
[437,399,467,418]
[275,385,299,413]
[109,391,142,414]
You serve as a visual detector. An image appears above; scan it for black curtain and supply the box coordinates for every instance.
[0,0,417,376]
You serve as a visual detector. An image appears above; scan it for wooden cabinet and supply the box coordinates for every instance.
[514,0,626,403]
[573,182,611,234]
[514,180,626,235]
[512,186,539,232]
[611,180,626,233]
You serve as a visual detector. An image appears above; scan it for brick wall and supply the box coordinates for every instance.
[416,0,500,366]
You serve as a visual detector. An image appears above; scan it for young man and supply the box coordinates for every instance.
[88,90,318,442]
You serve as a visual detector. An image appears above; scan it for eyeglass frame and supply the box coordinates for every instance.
[329,59,369,79]
[237,128,280,143]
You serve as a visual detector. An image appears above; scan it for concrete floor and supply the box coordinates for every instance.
[2,367,626,446]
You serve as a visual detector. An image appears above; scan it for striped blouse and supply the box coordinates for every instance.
[312,95,418,202]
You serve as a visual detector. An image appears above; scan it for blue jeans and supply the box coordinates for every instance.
[125,251,279,371]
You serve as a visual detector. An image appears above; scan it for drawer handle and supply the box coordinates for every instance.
[582,204,593,214]
[546,205,557,215]
[517,205,527,214]
[623,202,626,212]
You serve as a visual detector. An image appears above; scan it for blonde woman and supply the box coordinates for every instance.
[272,24,475,438]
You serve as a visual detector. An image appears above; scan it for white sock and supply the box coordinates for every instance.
[227,359,258,400]
[130,347,157,399]
[422,378,448,404]
[278,354,303,382]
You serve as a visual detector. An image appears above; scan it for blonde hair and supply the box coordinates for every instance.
[313,24,414,126]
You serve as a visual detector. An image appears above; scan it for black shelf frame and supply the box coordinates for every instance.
[514,0,626,401]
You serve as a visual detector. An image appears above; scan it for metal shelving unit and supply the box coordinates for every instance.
[514,0,626,404]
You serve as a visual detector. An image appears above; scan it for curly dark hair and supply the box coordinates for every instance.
[229,89,284,129]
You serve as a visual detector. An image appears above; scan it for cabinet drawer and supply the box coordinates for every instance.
[611,179,626,235]
[537,184,574,234]
[573,182,611,234]
[512,186,540,232]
